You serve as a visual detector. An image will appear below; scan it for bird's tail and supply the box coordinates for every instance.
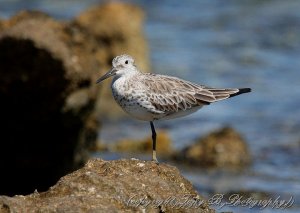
[229,88,251,98]
[203,87,251,103]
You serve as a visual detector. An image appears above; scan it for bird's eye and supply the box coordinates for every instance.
[125,60,128,64]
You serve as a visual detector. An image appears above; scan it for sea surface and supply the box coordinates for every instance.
[1,0,300,212]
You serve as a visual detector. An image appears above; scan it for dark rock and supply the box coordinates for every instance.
[0,11,99,195]
[174,127,251,168]
[0,2,149,195]
[0,158,215,213]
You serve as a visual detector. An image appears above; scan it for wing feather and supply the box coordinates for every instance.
[137,73,246,115]
[140,74,209,114]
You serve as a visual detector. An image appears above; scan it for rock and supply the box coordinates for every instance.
[0,2,149,195]
[75,2,150,119]
[174,127,251,168]
[0,158,215,213]
[111,131,174,158]
[0,10,100,195]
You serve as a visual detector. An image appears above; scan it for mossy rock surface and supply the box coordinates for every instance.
[0,158,215,213]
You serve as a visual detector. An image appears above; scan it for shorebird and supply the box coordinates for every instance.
[97,54,251,163]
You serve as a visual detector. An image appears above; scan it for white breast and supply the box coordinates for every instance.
[111,76,158,121]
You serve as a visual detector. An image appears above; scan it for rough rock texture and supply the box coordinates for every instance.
[0,159,215,213]
[0,2,149,195]
[175,127,251,168]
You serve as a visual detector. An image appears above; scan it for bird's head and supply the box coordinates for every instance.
[96,54,137,83]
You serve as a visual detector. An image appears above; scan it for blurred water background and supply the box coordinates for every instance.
[1,0,300,212]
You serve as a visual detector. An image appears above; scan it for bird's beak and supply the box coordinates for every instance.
[96,68,116,84]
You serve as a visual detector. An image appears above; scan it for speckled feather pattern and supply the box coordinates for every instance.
[97,54,250,162]
[107,54,250,121]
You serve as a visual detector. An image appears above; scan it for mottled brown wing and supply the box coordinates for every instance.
[141,74,214,113]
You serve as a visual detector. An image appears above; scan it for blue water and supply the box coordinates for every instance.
[2,0,300,212]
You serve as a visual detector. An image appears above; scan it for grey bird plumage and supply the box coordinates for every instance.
[97,54,251,163]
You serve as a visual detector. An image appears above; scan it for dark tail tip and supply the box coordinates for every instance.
[239,88,251,93]
[230,88,251,98]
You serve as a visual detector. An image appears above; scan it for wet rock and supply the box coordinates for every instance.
[0,2,149,195]
[0,158,215,213]
[174,127,251,168]
[111,131,174,157]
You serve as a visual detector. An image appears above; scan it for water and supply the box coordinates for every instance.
[2,0,300,212]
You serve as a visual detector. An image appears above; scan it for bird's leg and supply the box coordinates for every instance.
[150,121,159,164]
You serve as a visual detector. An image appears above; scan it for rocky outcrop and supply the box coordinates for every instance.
[0,2,149,195]
[0,159,215,213]
[174,127,251,168]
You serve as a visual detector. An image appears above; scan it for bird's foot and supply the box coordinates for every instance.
[152,150,159,164]
[152,158,159,165]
